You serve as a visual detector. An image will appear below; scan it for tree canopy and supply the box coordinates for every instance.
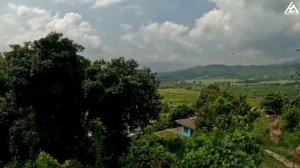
[260,92,287,116]
[3,32,90,162]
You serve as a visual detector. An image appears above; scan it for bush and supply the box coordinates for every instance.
[5,160,37,168]
[181,128,262,168]
[36,151,61,168]
[120,135,177,168]
[282,107,300,132]
[169,104,195,127]
[4,161,22,168]
[251,117,272,145]
[62,160,83,168]
[281,131,300,150]
[151,113,172,131]
[260,92,286,115]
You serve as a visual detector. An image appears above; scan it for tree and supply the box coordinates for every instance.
[196,87,251,130]
[0,92,19,164]
[120,135,177,168]
[169,104,195,127]
[4,32,90,162]
[195,84,221,110]
[181,128,262,168]
[0,55,11,96]
[84,57,162,167]
[260,92,287,116]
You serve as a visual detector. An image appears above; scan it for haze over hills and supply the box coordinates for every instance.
[142,61,193,72]
[156,59,300,81]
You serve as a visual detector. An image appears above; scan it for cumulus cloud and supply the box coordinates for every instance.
[93,0,123,8]
[51,0,122,8]
[121,21,201,62]
[0,3,101,58]
[121,0,300,65]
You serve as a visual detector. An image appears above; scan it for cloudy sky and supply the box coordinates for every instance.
[1,0,300,68]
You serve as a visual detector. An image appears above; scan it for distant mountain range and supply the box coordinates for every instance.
[142,61,192,72]
[156,59,300,81]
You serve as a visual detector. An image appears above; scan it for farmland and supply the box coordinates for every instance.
[159,78,299,107]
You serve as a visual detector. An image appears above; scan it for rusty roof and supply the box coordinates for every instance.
[175,118,196,130]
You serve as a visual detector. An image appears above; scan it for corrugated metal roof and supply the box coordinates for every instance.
[175,118,196,130]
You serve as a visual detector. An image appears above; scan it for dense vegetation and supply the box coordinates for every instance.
[0,32,299,168]
[0,33,161,168]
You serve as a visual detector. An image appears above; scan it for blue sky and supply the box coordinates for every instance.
[0,0,300,67]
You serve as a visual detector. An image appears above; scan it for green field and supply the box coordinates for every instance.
[159,79,299,107]
[159,88,199,107]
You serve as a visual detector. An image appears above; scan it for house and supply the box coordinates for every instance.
[175,117,197,137]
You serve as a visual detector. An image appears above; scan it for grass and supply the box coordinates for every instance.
[160,79,299,107]
[159,88,199,107]
[260,154,287,168]
[154,128,183,140]
[252,116,300,167]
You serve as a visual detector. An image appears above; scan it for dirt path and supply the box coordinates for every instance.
[265,150,300,168]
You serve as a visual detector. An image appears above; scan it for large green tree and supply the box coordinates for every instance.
[84,57,161,167]
[4,32,90,162]
[196,86,251,130]
[260,92,287,116]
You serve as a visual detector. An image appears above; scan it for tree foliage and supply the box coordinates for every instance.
[282,107,300,132]
[260,92,287,115]
[181,128,262,168]
[4,32,90,162]
[169,104,195,125]
[196,86,251,130]
[120,135,177,168]
[83,57,162,166]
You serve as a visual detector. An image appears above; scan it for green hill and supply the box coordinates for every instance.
[157,64,297,81]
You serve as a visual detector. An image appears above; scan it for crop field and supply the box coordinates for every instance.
[159,88,199,107]
[159,78,299,107]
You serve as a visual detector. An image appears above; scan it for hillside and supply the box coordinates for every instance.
[157,64,298,81]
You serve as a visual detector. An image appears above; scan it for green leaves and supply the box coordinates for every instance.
[260,91,287,115]
[3,32,89,162]
[196,86,251,130]
[120,135,177,168]
[282,107,300,131]
[84,57,162,167]
[181,128,262,168]
[36,151,61,168]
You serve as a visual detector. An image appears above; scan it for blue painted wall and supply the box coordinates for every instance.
[181,126,192,137]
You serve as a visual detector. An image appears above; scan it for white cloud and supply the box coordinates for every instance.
[0,3,102,58]
[120,23,133,31]
[51,0,123,8]
[121,0,300,65]
[93,0,123,8]
[121,21,201,62]
[52,0,93,4]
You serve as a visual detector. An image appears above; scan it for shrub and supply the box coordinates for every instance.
[282,107,300,132]
[36,151,61,168]
[120,135,177,168]
[62,160,83,168]
[260,92,287,115]
[181,128,262,168]
[251,117,272,145]
[281,131,300,150]
[4,161,22,168]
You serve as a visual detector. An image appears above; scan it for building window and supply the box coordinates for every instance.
[183,127,188,133]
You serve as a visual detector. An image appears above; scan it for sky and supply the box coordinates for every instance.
[1,0,300,68]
